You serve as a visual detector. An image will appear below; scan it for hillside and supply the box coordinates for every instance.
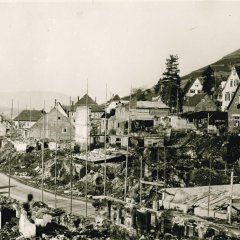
[181,48,240,89]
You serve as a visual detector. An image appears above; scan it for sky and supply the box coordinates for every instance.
[1,0,240,103]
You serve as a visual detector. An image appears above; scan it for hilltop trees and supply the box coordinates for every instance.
[155,55,183,112]
[202,66,215,95]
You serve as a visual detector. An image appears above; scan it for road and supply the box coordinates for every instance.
[0,173,96,217]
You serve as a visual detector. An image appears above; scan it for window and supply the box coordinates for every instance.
[190,89,195,93]
[58,116,61,120]
[230,80,233,87]
[195,85,198,87]
[233,116,240,127]
[233,70,236,76]
[238,96,240,104]
[62,128,67,133]
[225,93,230,101]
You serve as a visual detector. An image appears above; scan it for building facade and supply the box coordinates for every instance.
[227,84,240,132]
[221,66,240,111]
[30,107,74,141]
[185,78,203,97]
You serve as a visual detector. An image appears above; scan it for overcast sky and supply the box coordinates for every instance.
[0,1,240,103]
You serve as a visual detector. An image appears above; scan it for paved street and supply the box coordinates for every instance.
[0,173,95,217]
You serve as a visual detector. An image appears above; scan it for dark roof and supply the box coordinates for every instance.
[14,110,43,121]
[111,94,121,101]
[75,94,97,106]
[183,93,207,107]
[235,66,240,78]
[73,94,104,112]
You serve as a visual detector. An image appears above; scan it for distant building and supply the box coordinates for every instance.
[221,66,240,111]
[0,115,11,137]
[185,78,203,97]
[14,110,43,129]
[108,99,170,147]
[75,106,91,147]
[30,106,74,141]
[227,83,240,132]
[74,94,104,147]
[182,93,217,113]
[106,94,128,114]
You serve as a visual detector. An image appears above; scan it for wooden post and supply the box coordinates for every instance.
[104,84,107,196]
[229,170,234,224]
[41,101,45,202]
[207,155,212,217]
[124,87,131,202]
[85,80,89,217]
[8,99,13,198]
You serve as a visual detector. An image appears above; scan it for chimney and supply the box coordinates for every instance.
[54,99,57,106]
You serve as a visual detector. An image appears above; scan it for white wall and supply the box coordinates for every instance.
[75,106,91,147]
[186,78,203,97]
[221,66,240,111]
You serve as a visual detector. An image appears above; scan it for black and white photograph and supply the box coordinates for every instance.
[0,0,239,239]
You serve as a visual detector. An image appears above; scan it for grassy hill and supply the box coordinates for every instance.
[181,48,240,90]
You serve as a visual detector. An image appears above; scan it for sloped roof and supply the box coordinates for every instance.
[75,94,104,112]
[136,100,169,109]
[235,65,240,77]
[75,94,97,106]
[111,94,121,101]
[184,77,204,93]
[14,110,43,122]
[183,93,207,107]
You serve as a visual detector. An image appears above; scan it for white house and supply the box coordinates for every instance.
[221,66,240,111]
[186,78,203,97]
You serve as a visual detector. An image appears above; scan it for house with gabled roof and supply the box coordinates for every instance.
[74,94,104,119]
[182,93,217,113]
[30,104,74,141]
[227,83,240,132]
[221,66,240,111]
[185,78,203,97]
[14,110,44,129]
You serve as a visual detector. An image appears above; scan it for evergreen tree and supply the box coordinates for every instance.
[202,66,215,95]
[155,55,182,112]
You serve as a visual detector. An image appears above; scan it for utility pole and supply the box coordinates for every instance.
[41,101,45,202]
[156,146,159,198]
[29,97,32,138]
[207,154,212,217]
[162,146,166,203]
[54,104,58,209]
[8,99,13,198]
[176,88,179,115]
[104,84,107,196]
[69,97,73,214]
[85,80,89,217]
[124,87,131,202]
[229,170,234,224]
[139,155,143,206]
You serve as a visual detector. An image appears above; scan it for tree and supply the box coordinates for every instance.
[155,55,182,112]
[202,66,215,95]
